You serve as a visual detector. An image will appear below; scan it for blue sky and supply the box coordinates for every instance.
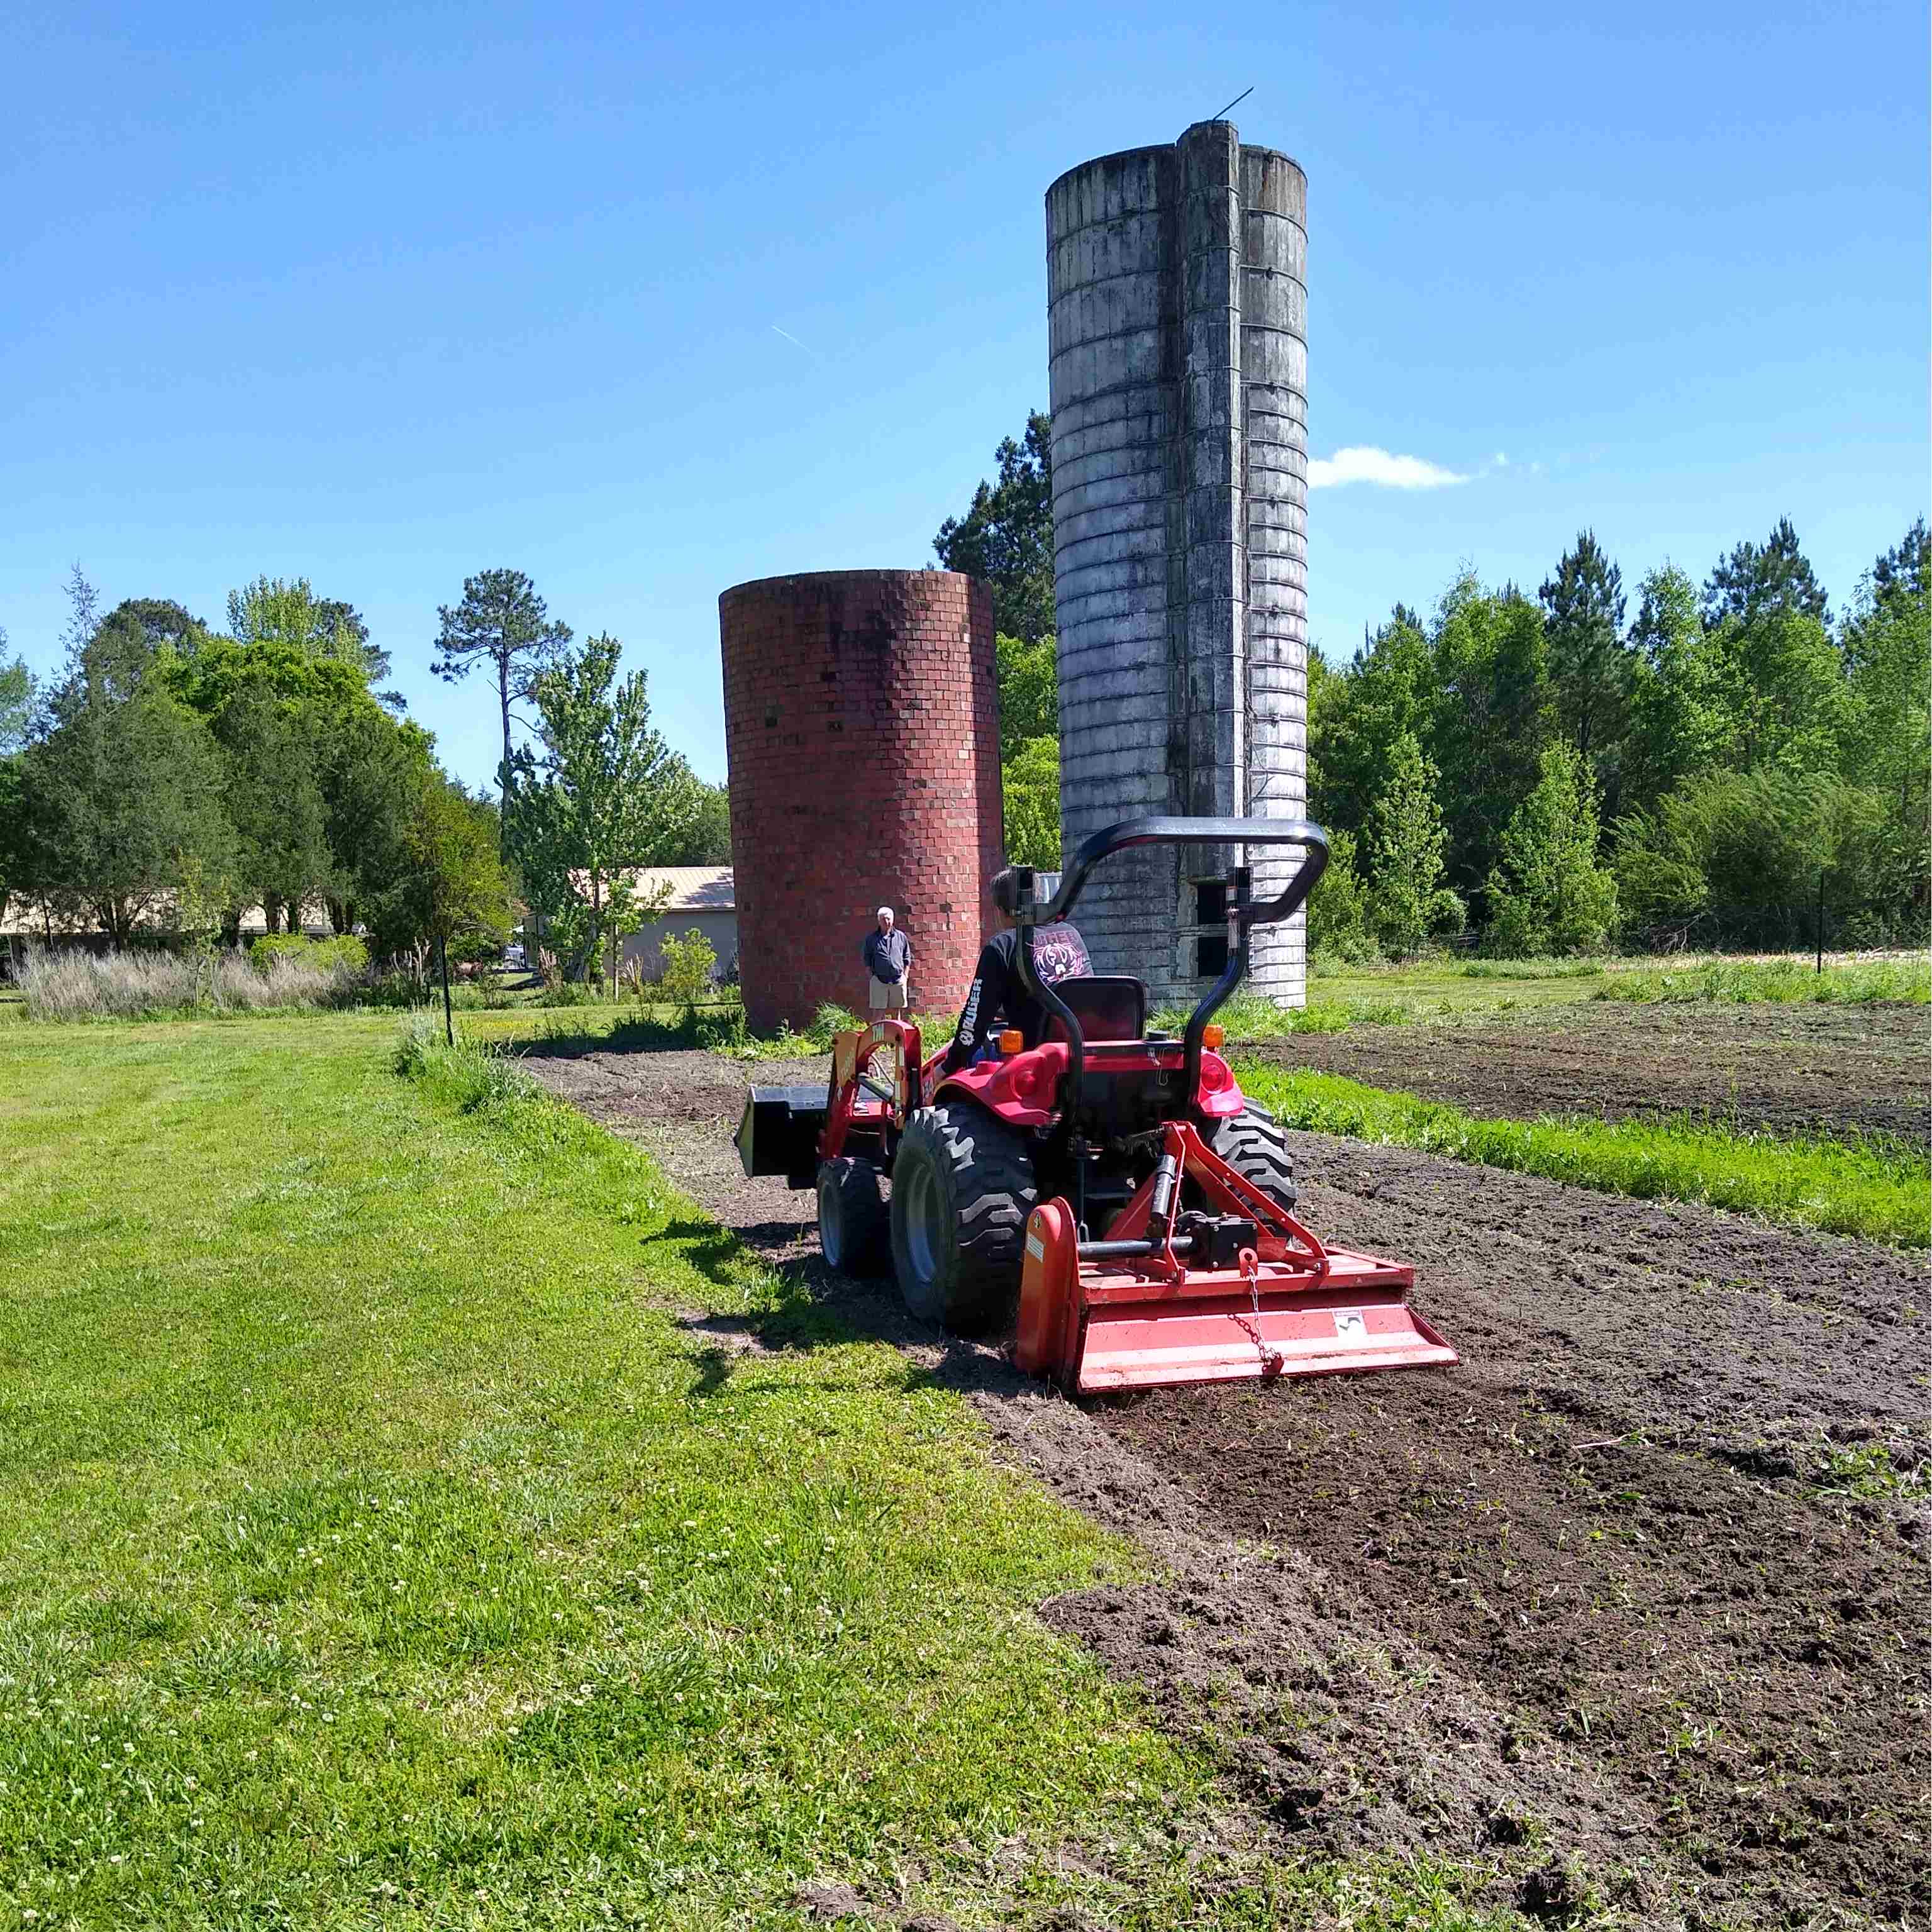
[3,0,1924,789]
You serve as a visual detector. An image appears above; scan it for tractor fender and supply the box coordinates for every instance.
[1014,1197,1082,1384]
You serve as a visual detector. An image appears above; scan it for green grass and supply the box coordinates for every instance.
[1234,1061,1931,1250]
[1152,989,1414,1038]
[0,1013,1523,1930]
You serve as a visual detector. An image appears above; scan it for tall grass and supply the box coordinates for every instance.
[392,1016,539,1110]
[1236,1060,1931,1249]
[1591,956,1930,1005]
[1455,957,1609,980]
[18,945,353,1021]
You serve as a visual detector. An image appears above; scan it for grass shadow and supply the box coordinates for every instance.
[654,1211,1026,1408]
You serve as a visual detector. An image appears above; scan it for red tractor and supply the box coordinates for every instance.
[737,817,1455,1393]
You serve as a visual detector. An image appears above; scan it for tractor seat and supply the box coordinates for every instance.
[1043,975,1148,1044]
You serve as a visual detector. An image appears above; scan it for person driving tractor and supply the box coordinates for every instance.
[941,865,1092,1073]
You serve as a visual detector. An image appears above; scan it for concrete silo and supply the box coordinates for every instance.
[1046,119,1311,1006]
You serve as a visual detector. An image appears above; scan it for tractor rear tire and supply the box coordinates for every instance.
[889,1102,1036,1335]
[817,1157,889,1277]
[1207,1104,1299,1212]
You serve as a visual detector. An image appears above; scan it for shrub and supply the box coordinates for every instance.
[248,933,370,978]
[690,1003,747,1050]
[657,928,719,1006]
[806,1002,862,1049]
[1613,767,1913,947]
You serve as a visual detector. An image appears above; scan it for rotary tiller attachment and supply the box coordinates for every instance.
[1014,1119,1457,1394]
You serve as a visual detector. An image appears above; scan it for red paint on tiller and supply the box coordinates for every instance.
[1015,1119,1457,1394]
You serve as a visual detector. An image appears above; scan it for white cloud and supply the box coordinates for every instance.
[1307,446,1471,491]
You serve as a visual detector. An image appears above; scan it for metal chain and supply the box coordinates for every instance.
[1231,1248,1285,1376]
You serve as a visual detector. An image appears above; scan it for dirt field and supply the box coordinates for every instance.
[1258,999,1929,1143]
[524,1038,1929,1928]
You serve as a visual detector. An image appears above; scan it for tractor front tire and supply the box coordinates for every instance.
[1208,1104,1299,1213]
[817,1157,889,1277]
[889,1102,1036,1335]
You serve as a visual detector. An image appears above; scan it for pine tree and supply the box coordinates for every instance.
[935,412,1055,643]
[1363,733,1462,957]
[1702,516,1828,629]
[1540,530,1630,777]
[431,569,573,821]
[1485,744,1619,955]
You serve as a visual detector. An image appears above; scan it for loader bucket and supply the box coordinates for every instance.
[1015,1185,1458,1395]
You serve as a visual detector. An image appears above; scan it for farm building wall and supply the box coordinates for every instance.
[619,909,739,984]
[1046,119,1310,1006]
[719,570,1004,1035]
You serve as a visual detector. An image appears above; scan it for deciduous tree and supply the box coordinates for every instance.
[655,781,732,866]
[1309,607,1436,838]
[1623,565,1731,811]
[1001,735,1060,867]
[384,774,512,970]
[1428,575,1551,901]
[508,633,702,980]
[226,577,391,691]
[995,631,1058,761]
[209,676,336,933]
[16,670,235,945]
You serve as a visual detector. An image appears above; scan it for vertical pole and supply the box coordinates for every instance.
[1816,868,1824,975]
[439,933,454,1045]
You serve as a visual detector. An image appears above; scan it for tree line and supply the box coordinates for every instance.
[0,569,731,980]
[939,416,1929,955]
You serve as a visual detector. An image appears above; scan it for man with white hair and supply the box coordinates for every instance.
[861,904,911,1013]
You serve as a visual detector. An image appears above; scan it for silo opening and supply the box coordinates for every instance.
[1192,879,1229,978]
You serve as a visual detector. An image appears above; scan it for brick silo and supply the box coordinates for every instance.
[720,570,1004,1036]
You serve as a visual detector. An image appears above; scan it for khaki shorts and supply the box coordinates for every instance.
[868,977,909,1011]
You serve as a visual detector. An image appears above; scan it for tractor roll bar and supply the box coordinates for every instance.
[1008,816,1330,1109]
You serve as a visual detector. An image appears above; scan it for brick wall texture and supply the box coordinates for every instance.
[720,570,1004,1036]
[1046,120,1310,1007]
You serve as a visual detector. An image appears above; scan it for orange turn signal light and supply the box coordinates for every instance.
[1201,1023,1226,1050]
[998,1028,1024,1055]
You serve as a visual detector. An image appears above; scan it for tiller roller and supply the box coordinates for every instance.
[738,815,1457,1396]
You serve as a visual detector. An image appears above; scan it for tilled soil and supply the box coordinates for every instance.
[1260,999,1929,1144]
[524,1039,1930,1928]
